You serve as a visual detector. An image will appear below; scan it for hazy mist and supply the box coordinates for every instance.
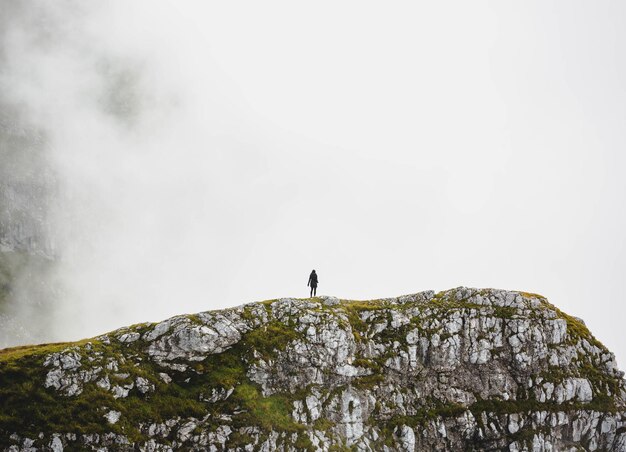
[1,1,625,368]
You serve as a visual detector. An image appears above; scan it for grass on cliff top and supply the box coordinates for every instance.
[532,296,606,350]
[0,341,123,440]
[557,310,605,349]
[0,339,97,364]
[0,312,309,446]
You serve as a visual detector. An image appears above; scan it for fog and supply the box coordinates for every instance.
[1,1,625,367]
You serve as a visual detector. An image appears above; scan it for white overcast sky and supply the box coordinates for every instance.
[2,1,626,368]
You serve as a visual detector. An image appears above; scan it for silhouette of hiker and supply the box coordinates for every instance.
[307,270,318,297]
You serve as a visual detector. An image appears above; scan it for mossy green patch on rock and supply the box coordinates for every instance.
[244,321,301,361]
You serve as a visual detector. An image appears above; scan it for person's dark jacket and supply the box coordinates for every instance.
[307,272,318,288]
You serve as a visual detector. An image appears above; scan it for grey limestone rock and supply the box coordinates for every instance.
[103,410,121,425]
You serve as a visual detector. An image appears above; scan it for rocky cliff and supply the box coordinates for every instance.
[1,288,625,451]
[0,105,55,259]
[1,108,57,347]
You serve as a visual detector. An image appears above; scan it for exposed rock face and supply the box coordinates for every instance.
[0,173,56,348]
[0,107,57,348]
[1,288,625,451]
[0,180,54,258]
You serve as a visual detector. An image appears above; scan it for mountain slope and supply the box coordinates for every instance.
[1,288,625,451]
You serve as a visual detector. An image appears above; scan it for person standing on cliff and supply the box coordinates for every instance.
[307,269,318,297]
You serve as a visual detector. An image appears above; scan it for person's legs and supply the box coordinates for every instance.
[310,287,313,297]
[313,286,317,296]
